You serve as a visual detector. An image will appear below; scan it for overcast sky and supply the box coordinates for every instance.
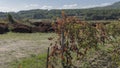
[0,0,120,12]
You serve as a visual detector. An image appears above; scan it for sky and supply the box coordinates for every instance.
[0,0,120,12]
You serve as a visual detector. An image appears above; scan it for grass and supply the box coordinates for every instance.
[0,32,56,68]
[0,32,55,40]
[86,20,119,23]
[10,54,47,68]
[0,21,119,68]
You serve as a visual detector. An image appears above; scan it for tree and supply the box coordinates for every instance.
[7,13,16,24]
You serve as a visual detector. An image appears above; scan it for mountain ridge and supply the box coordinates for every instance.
[91,1,120,9]
[0,1,120,20]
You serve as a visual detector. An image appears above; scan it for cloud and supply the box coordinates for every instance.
[24,4,53,10]
[0,7,8,12]
[0,2,112,12]
[62,4,78,9]
[100,3,112,6]
[0,7,18,12]
[41,5,53,10]
[25,4,39,8]
[81,3,112,8]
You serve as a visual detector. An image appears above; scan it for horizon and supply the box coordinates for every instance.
[0,0,120,12]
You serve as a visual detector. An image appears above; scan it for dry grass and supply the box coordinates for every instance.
[0,32,56,68]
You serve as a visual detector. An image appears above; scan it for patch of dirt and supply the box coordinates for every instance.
[0,39,50,68]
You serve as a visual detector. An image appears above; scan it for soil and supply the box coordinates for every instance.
[0,39,50,68]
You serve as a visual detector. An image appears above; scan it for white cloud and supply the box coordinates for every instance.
[25,4,39,8]
[100,3,112,6]
[0,7,9,12]
[62,4,78,9]
[0,7,18,12]
[41,5,53,10]
[0,2,112,12]
[81,3,112,8]
[24,4,53,10]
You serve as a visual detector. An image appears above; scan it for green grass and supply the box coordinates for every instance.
[0,32,56,40]
[10,54,47,68]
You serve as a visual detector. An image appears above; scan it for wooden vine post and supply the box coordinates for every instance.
[61,11,65,68]
[46,47,50,68]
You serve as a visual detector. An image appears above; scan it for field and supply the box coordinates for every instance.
[0,20,119,68]
[0,32,55,68]
[0,0,120,68]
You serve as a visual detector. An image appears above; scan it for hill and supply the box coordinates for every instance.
[92,1,120,9]
[0,1,120,20]
[105,1,120,9]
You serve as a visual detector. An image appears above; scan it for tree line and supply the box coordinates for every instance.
[0,9,120,20]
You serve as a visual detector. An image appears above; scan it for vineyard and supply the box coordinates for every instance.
[0,11,119,68]
[0,0,120,68]
[45,11,120,68]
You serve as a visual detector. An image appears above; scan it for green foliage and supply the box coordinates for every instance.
[0,9,120,20]
[7,13,16,24]
[14,9,120,20]
[48,12,110,68]
[10,54,47,68]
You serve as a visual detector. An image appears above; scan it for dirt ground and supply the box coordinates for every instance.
[0,33,54,68]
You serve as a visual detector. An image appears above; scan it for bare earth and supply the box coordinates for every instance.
[0,39,50,68]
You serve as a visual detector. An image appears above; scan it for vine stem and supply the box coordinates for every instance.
[61,28,65,68]
[46,47,50,68]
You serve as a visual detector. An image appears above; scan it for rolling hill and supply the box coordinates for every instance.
[92,1,120,9]
[0,1,120,20]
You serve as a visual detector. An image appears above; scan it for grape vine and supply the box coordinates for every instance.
[46,11,119,68]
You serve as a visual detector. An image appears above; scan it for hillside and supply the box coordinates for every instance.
[0,1,120,20]
[92,1,120,9]
[105,1,120,9]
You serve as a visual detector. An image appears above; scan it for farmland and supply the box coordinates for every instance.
[0,20,119,68]
[0,32,55,68]
[0,1,120,68]
[0,9,120,68]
